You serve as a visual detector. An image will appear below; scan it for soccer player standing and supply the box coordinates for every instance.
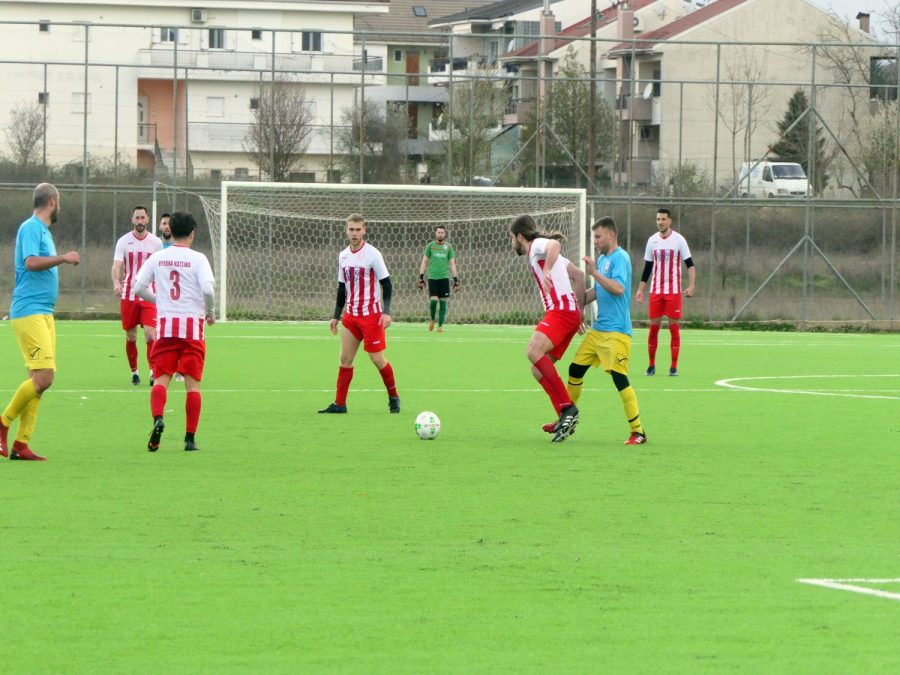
[133,212,215,452]
[634,208,695,376]
[509,215,585,442]
[319,213,400,414]
[112,205,163,385]
[159,212,173,248]
[0,183,80,461]
[416,226,459,332]
[561,217,646,445]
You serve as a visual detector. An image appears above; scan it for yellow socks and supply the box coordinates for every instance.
[17,397,41,443]
[618,385,644,434]
[566,375,584,405]
[3,378,38,428]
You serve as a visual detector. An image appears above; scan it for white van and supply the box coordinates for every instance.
[737,161,809,198]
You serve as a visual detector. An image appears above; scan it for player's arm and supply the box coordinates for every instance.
[25,252,80,271]
[201,278,216,325]
[566,261,586,311]
[635,260,653,303]
[111,260,124,295]
[450,258,460,291]
[589,263,625,296]
[379,276,393,328]
[329,282,346,335]
[133,266,156,303]
[417,255,429,289]
[684,258,696,297]
[541,239,561,292]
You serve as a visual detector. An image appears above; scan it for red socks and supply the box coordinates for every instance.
[126,340,138,371]
[336,366,354,406]
[670,324,681,370]
[186,392,201,434]
[648,324,660,366]
[534,355,572,413]
[379,363,398,398]
[150,384,167,418]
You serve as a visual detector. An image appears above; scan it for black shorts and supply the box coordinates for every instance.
[428,278,451,298]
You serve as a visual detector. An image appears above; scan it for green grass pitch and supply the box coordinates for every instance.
[1,320,898,672]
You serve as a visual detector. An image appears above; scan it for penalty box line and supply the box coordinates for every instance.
[797,578,900,602]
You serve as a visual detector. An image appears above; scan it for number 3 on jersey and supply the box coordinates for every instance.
[170,269,181,300]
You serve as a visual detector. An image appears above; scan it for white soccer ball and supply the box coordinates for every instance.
[415,411,441,440]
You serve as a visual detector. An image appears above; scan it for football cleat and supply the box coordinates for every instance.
[131,372,141,386]
[428,321,435,332]
[10,442,46,461]
[542,422,558,434]
[624,432,647,445]
[184,440,200,452]
[148,416,165,451]
[0,418,9,458]
[645,366,656,376]
[669,367,678,377]
[318,403,347,414]
[551,404,579,443]
[388,396,401,414]
[437,326,444,333]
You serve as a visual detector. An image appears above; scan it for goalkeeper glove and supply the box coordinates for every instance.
[453,277,460,292]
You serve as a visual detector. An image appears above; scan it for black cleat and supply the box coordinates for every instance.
[148,416,164,451]
[184,441,200,451]
[645,366,656,376]
[318,403,347,414]
[132,372,141,386]
[669,367,678,376]
[551,404,579,443]
[388,396,401,414]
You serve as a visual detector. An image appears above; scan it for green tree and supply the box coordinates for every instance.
[769,89,829,194]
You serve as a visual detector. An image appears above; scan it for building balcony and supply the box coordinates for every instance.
[503,97,534,125]
[614,158,653,185]
[186,122,339,155]
[616,94,652,121]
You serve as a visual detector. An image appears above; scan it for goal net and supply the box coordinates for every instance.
[199,182,587,323]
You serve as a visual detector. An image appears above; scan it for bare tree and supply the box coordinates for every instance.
[243,81,315,181]
[335,99,409,184]
[5,103,44,168]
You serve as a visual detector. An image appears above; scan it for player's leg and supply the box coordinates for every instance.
[428,296,437,331]
[319,317,361,413]
[363,317,399,413]
[178,342,205,451]
[141,303,158,384]
[667,294,683,375]
[609,335,645,445]
[646,316,661,377]
[147,339,176,451]
[122,300,141,384]
[435,279,450,331]
[527,331,570,415]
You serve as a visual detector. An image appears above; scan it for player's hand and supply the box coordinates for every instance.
[577,319,589,335]
[541,270,554,294]
[635,289,644,304]
[381,314,392,329]
[205,312,216,326]
[416,279,424,290]
[328,318,339,335]
[453,280,460,293]
[113,281,122,296]
[582,255,595,270]
[63,251,80,266]
[683,286,694,298]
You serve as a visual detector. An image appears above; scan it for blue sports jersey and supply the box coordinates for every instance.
[163,241,173,249]
[591,246,632,336]
[10,215,58,319]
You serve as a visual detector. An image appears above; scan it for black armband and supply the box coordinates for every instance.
[684,257,695,269]
[453,276,459,284]
[380,276,393,315]
[332,282,346,320]
[641,260,654,283]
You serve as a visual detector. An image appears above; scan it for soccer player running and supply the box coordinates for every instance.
[561,217,646,445]
[510,215,585,443]
[634,208,695,376]
[133,212,215,452]
[416,225,459,332]
[319,213,400,414]
[0,183,80,461]
[112,205,163,385]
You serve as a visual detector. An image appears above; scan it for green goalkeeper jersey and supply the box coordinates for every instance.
[424,241,455,279]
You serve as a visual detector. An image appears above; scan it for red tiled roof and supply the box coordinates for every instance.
[504,0,656,59]
[609,0,752,53]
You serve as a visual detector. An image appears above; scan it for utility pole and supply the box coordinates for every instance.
[588,0,597,193]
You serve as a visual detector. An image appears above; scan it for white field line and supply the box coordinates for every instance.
[797,578,900,602]
[716,374,900,401]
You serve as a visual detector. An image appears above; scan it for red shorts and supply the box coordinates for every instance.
[121,299,157,331]
[342,313,387,353]
[649,293,683,320]
[151,337,206,381]
[535,309,582,361]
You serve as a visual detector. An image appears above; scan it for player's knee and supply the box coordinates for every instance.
[611,370,630,391]
[32,370,54,393]
[568,362,589,379]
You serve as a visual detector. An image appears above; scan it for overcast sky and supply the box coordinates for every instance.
[808,0,895,37]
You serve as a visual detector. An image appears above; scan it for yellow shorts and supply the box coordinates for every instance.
[572,330,631,375]
[11,314,56,371]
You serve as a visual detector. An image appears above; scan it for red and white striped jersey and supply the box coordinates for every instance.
[338,242,390,317]
[644,230,692,295]
[134,245,215,341]
[528,237,578,312]
[114,231,163,300]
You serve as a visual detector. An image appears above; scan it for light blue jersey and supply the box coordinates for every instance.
[591,246,632,336]
[10,215,58,319]
[163,241,173,249]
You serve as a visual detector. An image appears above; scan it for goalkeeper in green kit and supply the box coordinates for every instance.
[417,226,459,332]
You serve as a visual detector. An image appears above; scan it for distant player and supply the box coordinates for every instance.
[634,208,695,376]
[553,217,646,445]
[509,214,585,443]
[319,213,400,414]
[159,212,173,248]
[133,211,215,452]
[417,226,459,332]
[112,205,163,385]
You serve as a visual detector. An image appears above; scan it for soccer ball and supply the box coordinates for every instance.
[415,411,441,440]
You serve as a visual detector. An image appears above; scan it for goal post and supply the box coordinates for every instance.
[199,181,587,323]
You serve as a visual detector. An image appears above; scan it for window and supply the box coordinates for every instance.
[234,167,249,179]
[412,6,427,17]
[207,96,225,117]
[38,92,49,104]
[249,98,260,110]
[327,169,342,183]
[208,28,225,49]
[71,92,91,114]
[301,31,322,52]
[161,27,178,42]
[39,20,50,32]
[251,29,263,40]
[652,68,662,97]
[210,169,222,180]
[394,49,403,63]
[289,171,316,183]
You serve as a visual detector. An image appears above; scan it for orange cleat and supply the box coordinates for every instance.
[10,441,47,461]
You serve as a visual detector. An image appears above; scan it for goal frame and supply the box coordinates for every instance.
[217,181,587,322]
